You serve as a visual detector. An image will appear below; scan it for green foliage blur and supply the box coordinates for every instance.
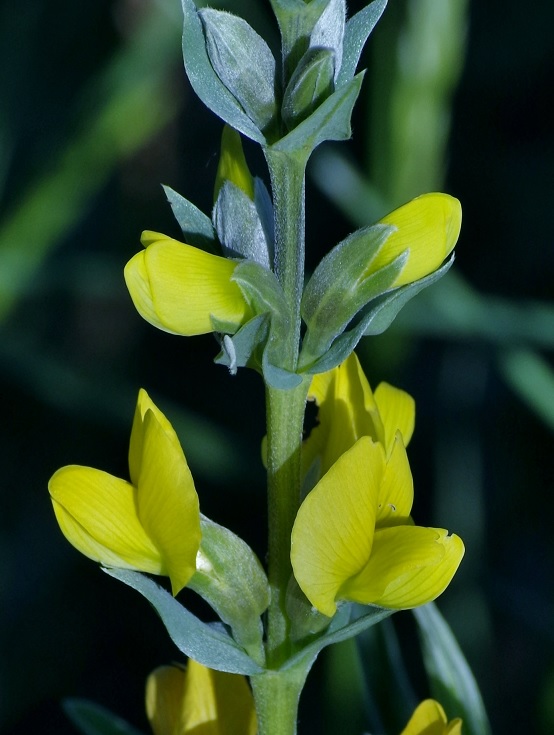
[1,0,553,733]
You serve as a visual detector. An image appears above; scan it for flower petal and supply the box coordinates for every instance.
[146,665,186,735]
[146,661,257,735]
[399,699,463,735]
[214,125,255,201]
[124,233,251,336]
[181,660,257,735]
[292,437,384,617]
[49,466,162,572]
[370,193,462,287]
[137,409,201,595]
[374,381,415,452]
[376,434,413,526]
[304,353,384,478]
[343,526,464,609]
[128,388,182,488]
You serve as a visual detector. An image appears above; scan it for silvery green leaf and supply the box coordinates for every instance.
[103,568,264,675]
[414,603,492,735]
[310,0,345,80]
[181,0,264,143]
[63,699,146,735]
[163,185,216,253]
[213,314,269,373]
[199,9,277,133]
[282,47,335,129]
[188,515,269,666]
[213,181,271,268]
[338,0,388,85]
[283,603,395,672]
[271,72,364,154]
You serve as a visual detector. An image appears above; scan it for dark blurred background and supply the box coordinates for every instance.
[1,0,553,733]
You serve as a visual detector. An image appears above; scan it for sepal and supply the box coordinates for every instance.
[286,576,333,642]
[214,314,270,375]
[199,9,278,135]
[282,47,336,130]
[162,185,216,253]
[231,261,301,387]
[299,223,401,369]
[181,0,265,143]
[270,72,364,154]
[283,603,395,672]
[188,515,269,666]
[104,568,264,675]
[300,255,454,374]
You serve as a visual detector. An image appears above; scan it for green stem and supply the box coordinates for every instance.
[264,148,308,371]
[250,662,311,735]
[253,147,311,734]
[265,378,310,666]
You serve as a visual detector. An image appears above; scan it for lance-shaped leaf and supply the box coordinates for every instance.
[414,603,492,735]
[338,0,388,85]
[146,662,257,735]
[124,231,252,337]
[188,516,269,666]
[105,568,264,675]
[63,699,146,735]
[291,436,464,617]
[180,0,264,143]
[282,47,336,130]
[49,390,201,596]
[309,0,345,80]
[162,186,216,253]
[199,9,277,134]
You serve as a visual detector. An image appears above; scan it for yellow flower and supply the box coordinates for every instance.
[49,389,201,595]
[291,436,464,617]
[124,231,252,336]
[371,193,462,287]
[304,351,415,478]
[146,661,257,735]
[400,699,463,735]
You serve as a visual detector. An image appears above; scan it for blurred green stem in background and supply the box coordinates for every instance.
[0,2,182,320]
[368,0,469,205]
